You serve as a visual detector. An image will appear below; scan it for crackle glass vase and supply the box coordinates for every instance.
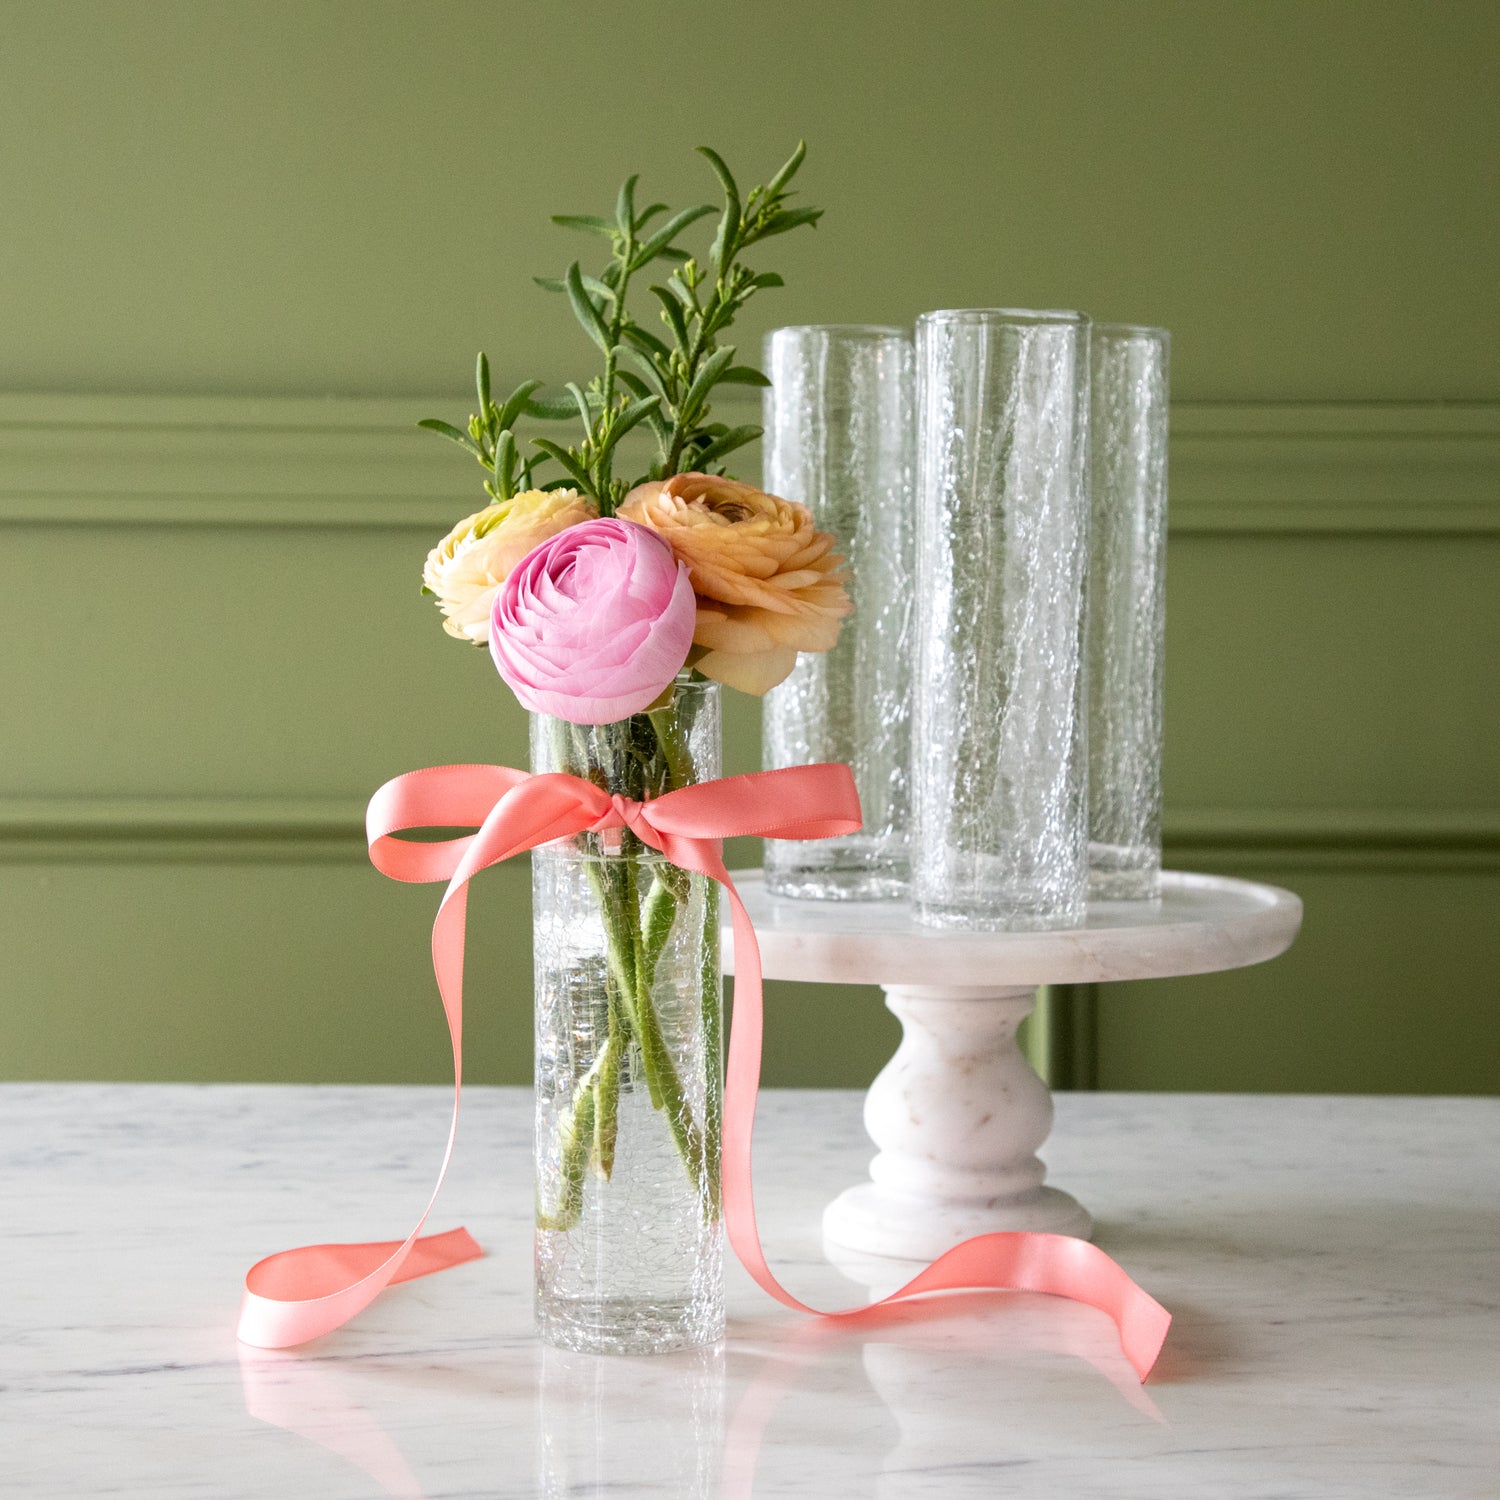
[530,674,723,1354]
[912,308,1091,931]
[1087,323,1169,901]
[761,324,915,900]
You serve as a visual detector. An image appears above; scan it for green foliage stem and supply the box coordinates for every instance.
[422,144,820,509]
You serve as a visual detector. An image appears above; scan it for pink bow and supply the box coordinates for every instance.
[238,763,1170,1381]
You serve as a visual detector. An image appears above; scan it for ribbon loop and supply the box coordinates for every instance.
[239,761,1170,1381]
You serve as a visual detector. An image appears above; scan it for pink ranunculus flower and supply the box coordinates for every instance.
[489,517,697,724]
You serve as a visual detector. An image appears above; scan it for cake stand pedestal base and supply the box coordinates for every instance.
[725,870,1302,1264]
[822,984,1091,1258]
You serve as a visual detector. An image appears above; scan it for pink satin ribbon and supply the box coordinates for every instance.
[238,762,1170,1380]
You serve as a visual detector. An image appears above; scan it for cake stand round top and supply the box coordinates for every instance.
[722,869,1302,987]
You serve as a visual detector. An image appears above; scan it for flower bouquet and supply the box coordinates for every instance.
[420,144,849,1353]
[236,145,1174,1383]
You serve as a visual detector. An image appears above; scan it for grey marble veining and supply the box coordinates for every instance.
[3,1085,1498,1498]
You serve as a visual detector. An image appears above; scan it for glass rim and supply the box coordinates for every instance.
[1092,321,1170,342]
[766,323,910,340]
[917,307,1088,328]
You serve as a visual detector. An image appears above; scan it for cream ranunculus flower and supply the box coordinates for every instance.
[422,488,598,643]
[618,472,852,694]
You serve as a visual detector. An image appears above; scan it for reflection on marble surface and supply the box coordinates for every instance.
[4,1086,1499,1497]
[240,1348,428,1499]
[538,1343,724,1498]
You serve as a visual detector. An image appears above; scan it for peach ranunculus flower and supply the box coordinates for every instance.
[422,488,598,643]
[618,473,851,694]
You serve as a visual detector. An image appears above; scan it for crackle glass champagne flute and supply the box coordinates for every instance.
[912,309,1091,930]
[761,324,915,901]
[1087,323,1169,901]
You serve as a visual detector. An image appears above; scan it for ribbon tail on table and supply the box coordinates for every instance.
[236,761,1170,1382]
[650,796,1172,1384]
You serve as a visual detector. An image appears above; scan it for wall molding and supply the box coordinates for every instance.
[1169,403,1500,534]
[0,393,474,529]
[2,394,1493,871]
[1,394,1496,533]
[1164,805,1500,849]
[2,796,1495,866]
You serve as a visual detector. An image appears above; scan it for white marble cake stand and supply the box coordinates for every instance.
[723,869,1302,1261]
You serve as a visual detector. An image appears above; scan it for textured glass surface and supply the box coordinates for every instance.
[1087,325,1169,901]
[530,677,723,1354]
[912,310,1091,930]
[762,326,915,900]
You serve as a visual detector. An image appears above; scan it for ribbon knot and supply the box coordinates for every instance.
[583,789,659,850]
[237,760,1170,1382]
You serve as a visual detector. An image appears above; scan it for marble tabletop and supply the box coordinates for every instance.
[4,1085,1497,1499]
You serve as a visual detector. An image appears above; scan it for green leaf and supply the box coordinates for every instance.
[696,146,740,210]
[632,203,716,269]
[664,272,696,307]
[633,201,669,230]
[497,379,543,434]
[765,140,807,199]
[494,428,518,494]
[535,273,615,301]
[551,213,617,239]
[475,352,491,416]
[694,424,763,468]
[615,173,638,236]
[566,261,613,354]
[718,365,772,387]
[613,369,652,400]
[697,146,742,270]
[748,271,785,290]
[614,371,672,437]
[564,381,595,431]
[522,390,582,421]
[650,284,690,350]
[531,438,594,493]
[622,345,672,398]
[620,323,672,363]
[655,245,691,264]
[746,206,823,242]
[598,395,662,462]
[682,345,736,419]
[417,418,484,458]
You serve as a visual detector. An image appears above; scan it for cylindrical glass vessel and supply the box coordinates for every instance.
[530,675,723,1354]
[762,325,915,900]
[1087,324,1169,901]
[912,309,1091,930]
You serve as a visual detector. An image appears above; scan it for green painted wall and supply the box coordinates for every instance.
[1,2,1496,1092]
[4,0,1498,402]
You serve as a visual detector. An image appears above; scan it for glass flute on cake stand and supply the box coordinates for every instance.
[761,324,915,901]
[1087,322,1169,901]
[738,311,1297,1271]
[912,308,1092,932]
